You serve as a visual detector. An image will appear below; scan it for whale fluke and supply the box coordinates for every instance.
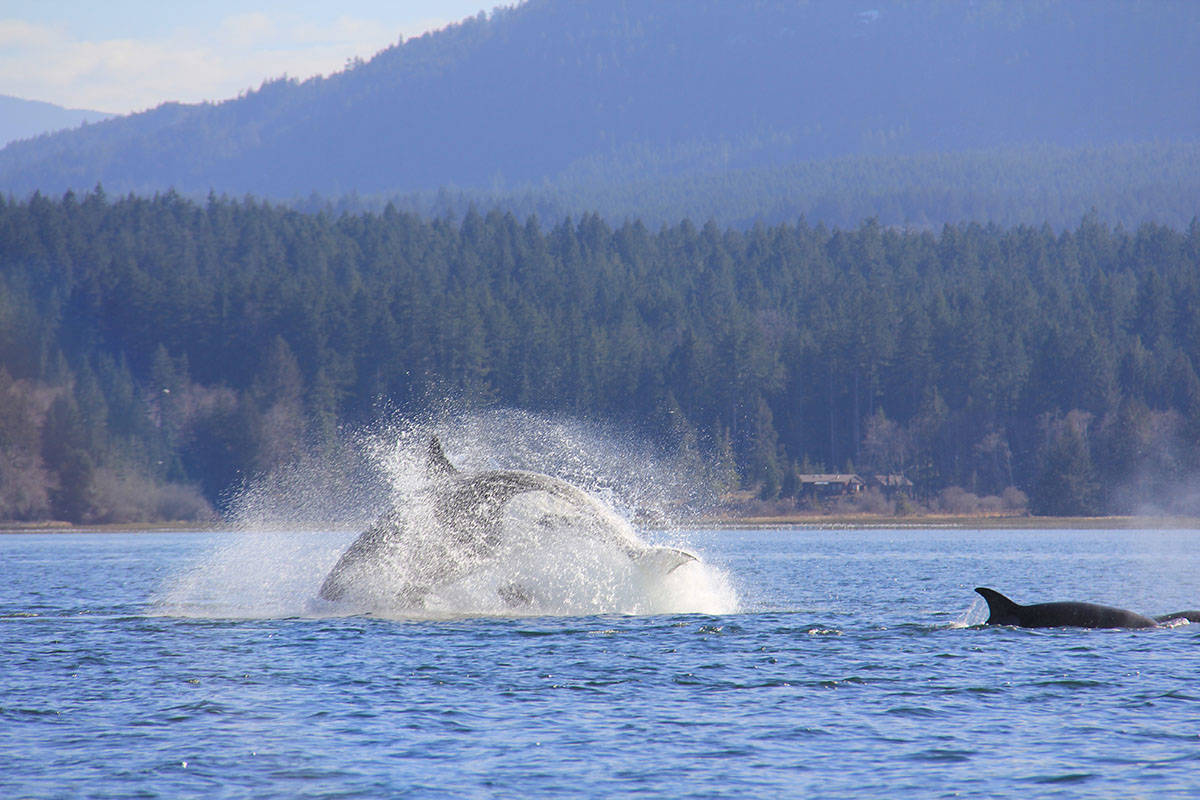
[633,546,696,574]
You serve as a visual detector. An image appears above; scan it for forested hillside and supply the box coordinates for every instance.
[332,141,1200,232]
[3,190,1199,521]
[1,0,1198,216]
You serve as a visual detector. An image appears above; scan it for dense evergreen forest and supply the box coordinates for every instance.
[3,189,1199,522]
[323,140,1200,233]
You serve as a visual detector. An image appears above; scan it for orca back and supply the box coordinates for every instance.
[976,587,1158,629]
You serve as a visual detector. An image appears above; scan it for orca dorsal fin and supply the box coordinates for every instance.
[426,436,460,480]
[975,587,1022,625]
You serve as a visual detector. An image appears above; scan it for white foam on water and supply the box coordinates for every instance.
[155,411,739,619]
[154,529,348,619]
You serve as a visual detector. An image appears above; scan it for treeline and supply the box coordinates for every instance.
[311,140,1200,234]
[2,188,1200,521]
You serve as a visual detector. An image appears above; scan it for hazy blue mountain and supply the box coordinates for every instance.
[0,94,114,147]
[1,0,1198,208]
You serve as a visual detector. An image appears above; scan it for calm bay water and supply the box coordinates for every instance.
[3,527,1200,798]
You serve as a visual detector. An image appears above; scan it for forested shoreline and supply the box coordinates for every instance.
[2,188,1199,522]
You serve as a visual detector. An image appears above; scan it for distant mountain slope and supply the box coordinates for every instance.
[328,141,1200,231]
[0,94,113,148]
[1,0,1198,201]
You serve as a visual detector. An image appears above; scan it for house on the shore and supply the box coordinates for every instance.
[795,473,865,501]
[794,472,913,502]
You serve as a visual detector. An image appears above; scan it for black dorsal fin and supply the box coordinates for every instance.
[426,436,459,480]
[975,587,1022,625]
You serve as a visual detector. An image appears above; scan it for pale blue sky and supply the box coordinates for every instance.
[0,1,502,113]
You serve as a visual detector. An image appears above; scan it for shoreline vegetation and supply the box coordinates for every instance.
[4,513,1199,534]
[4,192,1200,526]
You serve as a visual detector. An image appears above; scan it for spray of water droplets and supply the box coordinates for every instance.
[155,409,739,619]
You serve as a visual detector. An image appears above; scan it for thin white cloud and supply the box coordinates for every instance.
[0,19,59,48]
[0,11,456,114]
[220,12,277,49]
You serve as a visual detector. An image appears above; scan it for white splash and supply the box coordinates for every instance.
[948,593,989,628]
[155,411,739,619]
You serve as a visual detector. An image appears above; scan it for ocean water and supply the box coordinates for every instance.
[3,526,1200,799]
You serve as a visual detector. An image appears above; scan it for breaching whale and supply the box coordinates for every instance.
[318,436,697,608]
[975,587,1200,629]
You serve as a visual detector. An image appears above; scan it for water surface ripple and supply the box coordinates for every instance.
[3,528,1200,798]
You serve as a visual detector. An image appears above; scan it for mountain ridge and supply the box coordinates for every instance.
[0,94,114,148]
[2,1,1199,218]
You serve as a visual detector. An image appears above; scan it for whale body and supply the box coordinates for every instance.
[975,587,1200,629]
[319,436,696,608]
